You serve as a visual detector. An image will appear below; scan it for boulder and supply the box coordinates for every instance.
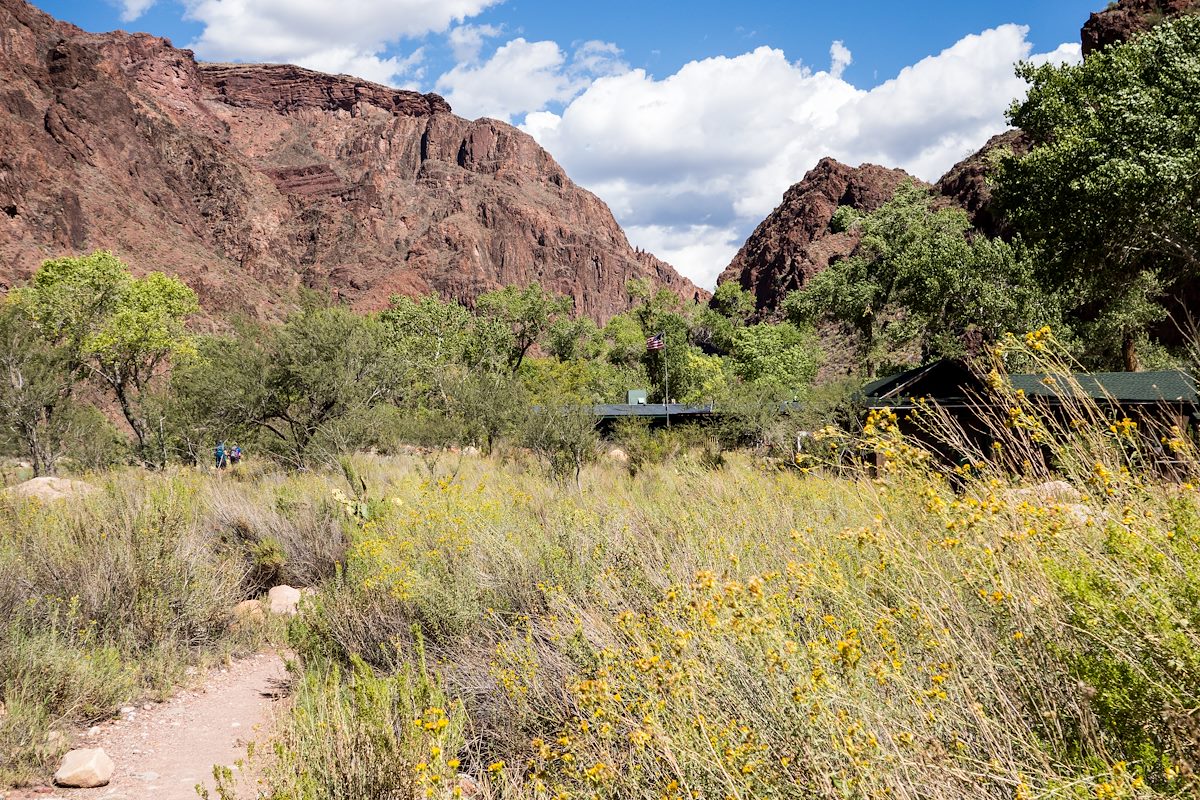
[607,448,630,464]
[54,748,114,788]
[9,476,98,503]
[232,599,264,623]
[1063,504,1100,526]
[267,585,302,615]
[1008,480,1083,504]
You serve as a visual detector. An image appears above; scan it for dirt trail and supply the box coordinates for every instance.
[10,652,287,800]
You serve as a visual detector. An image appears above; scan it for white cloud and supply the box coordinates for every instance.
[626,224,745,291]
[522,25,1082,287]
[119,0,156,22]
[436,38,627,122]
[447,23,503,63]
[829,40,851,79]
[174,0,500,84]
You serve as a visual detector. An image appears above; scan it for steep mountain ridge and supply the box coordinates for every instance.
[0,0,702,321]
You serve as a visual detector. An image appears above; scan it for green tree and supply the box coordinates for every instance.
[785,182,1054,377]
[729,322,823,396]
[695,282,754,353]
[84,271,199,465]
[5,252,196,469]
[996,16,1200,369]
[546,316,600,362]
[379,295,474,404]
[521,393,599,485]
[475,284,572,373]
[0,305,76,474]
[626,279,699,402]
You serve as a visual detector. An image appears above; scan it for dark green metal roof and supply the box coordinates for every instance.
[1009,371,1199,404]
[863,360,1199,406]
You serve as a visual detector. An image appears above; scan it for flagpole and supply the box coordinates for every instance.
[662,331,670,428]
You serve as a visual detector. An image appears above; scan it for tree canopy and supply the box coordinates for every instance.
[995,15,1200,369]
[785,182,1055,378]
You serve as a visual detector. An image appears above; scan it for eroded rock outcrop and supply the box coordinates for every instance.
[717,158,921,314]
[933,129,1030,239]
[0,0,701,321]
[1081,0,1200,56]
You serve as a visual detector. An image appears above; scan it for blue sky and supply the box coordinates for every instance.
[34,0,1099,286]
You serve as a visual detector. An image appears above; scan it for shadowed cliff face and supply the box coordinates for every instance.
[716,158,921,315]
[0,0,703,322]
[1082,0,1200,55]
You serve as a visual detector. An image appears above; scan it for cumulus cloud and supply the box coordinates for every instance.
[157,0,500,84]
[436,38,628,122]
[522,25,1082,287]
[119,0,157,22]
[829,40,852,79]
[447,23,503,63]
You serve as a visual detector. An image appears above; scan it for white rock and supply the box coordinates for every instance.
[54,748,114,788]
[120,706,135,715]
[267,585,303,615]
[1008,480,1082,503]
[607,448,630,464]
[1063,504,1099,526]
[9,476,98,503]
[232,599,264,625]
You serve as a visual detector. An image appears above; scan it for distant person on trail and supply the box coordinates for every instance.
[215,441,228,470]
[231,445,243,466]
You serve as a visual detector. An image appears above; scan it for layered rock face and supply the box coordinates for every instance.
[0,0,701,321]
[716,159,921,314]
[933,129,1030,239]
[1081,0,1200,55]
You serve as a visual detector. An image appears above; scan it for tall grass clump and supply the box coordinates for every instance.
[0,472,267,784]
[249,337,1200,800]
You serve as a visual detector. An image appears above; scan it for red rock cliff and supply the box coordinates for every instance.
[716,159,922,314]
[0,0,702,321]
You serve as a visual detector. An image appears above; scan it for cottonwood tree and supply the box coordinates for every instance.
[996,16,1200,369]
[84,271,199,465]
[475,284,573,373]
[785,182,1055,377]
[5,252,195,470]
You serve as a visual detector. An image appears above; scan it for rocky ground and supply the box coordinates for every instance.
[5,652,288,800]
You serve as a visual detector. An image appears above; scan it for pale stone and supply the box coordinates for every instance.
[232,599,264,623]
[1063,504,1099,526]
[267,585,302,615]
[456,774,482,798]
[1008,480,1082,504]
[9,476,98,503]
[54,748,114,788]
[607,448,629,464]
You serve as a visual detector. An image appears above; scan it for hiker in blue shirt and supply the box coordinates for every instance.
[215,441,227,470]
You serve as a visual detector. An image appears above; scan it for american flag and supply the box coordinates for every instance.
[646,332,665,351]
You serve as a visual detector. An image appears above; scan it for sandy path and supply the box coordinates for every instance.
[10,652,288,800]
